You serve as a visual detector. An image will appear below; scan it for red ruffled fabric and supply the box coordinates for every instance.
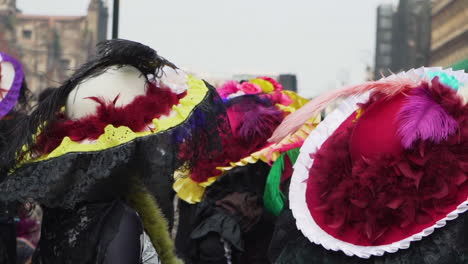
[34,82,184,155]
[306,82,468,246]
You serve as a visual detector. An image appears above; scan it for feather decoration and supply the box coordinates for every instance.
[263,148,300,216]
[264,152,287,216]
[397,85,458,149]
[227,95,284,148]
[269,78,418,143]
[237,105,283,142]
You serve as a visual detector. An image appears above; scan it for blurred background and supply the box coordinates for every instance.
[0,0,467,102]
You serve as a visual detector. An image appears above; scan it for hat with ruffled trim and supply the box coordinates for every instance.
[0,39,228,211]
[0,52,24,119]
[279,67,468,258]
[173,77,320,204]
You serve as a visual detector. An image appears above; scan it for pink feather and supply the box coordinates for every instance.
[397,86,458,148]
[268,78,418,143]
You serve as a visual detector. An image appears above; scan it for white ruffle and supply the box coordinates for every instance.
[383,66,468,91]
[290,67,468,258]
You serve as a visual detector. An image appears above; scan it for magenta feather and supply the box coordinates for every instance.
[227,97,284,147]
[237,106,283,141]
[397,86,458,149]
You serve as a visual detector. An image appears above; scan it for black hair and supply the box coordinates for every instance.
[9,79,32,115]
[38,87,56,103]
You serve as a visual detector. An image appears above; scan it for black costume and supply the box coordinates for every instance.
[190,162,275,264]
[0,40,228,264]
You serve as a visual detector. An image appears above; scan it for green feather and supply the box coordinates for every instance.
[264,153,286,216]
[263,148,300,216]
[287,148,300,165]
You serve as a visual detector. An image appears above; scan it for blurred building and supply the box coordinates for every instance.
[430,0,468,68]
[374,0,431,79]
[374,4,395,79]
[392,0,431,71]
[365,65,374,81]
[0,0,108,97]
[278,74,297,92]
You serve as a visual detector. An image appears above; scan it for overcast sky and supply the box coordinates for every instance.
[17,0,397,98]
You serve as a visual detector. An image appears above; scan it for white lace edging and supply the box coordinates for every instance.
[383,66,468,91]
[289,91,468,258]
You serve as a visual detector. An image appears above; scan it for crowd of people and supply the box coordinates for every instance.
[0,39,467,264]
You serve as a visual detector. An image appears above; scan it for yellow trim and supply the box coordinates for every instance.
[173,118,320,204]
[276,91,309,114]
[19,75,209,166]
[172,168,218,204]
[282,90,309,110]
[173,91,319,204]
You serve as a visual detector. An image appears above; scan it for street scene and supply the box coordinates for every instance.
[0,0,467,263]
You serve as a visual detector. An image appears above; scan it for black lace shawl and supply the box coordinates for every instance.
[32,200,133,264]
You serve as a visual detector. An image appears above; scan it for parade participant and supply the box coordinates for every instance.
[269,67,468,263]
[0,39,228,264]
[171,77,317,263]
[0,51,31,264]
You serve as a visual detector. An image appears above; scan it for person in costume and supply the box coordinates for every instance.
[0,39,229,264]
[0,51,32,264]
[268,67,468,263]
[171,77,318,263]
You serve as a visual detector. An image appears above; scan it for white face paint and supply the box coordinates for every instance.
[66,65,147,120]
[0,61,15,96]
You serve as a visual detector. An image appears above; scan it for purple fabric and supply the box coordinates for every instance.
[397,85,458,148]
[0,52,24,118]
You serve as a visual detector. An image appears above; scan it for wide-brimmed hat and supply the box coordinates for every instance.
[0,40,228,210]
[285,67,468,258]
[173,77,319,204]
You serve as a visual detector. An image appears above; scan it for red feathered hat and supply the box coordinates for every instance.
[287,68,468,258]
